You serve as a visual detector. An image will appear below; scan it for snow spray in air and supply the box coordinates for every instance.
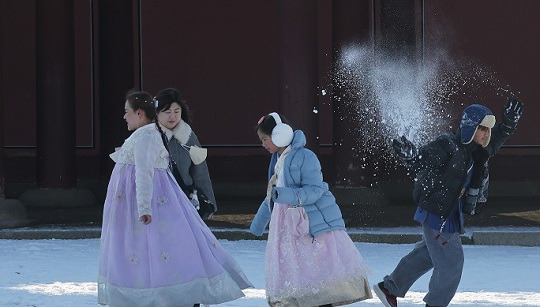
[330,44,516,175]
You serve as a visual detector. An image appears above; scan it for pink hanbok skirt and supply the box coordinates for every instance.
[98,163,252,307]
[265,203,372,306]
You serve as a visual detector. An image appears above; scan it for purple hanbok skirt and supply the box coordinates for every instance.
[98,163,252,307]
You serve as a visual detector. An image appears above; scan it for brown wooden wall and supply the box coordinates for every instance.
[0,0,538,196]
[139,1,282,182]
[423,1,540,181]
[424,1,540,146]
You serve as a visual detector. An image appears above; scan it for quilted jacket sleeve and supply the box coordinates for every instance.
[408,135,453,171]
[249,199,271,236]
[485,122,515,157]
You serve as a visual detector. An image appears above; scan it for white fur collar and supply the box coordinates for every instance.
[159,120,192,144]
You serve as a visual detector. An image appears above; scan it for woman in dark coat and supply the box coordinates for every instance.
[154,88,217,219]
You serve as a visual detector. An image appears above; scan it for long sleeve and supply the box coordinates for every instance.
[249,199,272,236]
[409,135,453,171]
[188,133,217,207]
[485,122,515,157]
[133,132,161,218]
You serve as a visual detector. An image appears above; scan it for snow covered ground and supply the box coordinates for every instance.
[1,238,539,306]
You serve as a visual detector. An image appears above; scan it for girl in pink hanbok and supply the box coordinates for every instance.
[250,112,372,307]
[98,91,252,307]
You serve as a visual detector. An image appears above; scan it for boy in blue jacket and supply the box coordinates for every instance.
[373,99,524,307]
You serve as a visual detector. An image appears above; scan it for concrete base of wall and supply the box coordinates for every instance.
[20,188,98,207]
[0,199,31,229]
[472,231,540,246]
[1,226,539,246]
[18,188,101,225]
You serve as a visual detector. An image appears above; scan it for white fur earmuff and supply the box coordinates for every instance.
[268,112,294,147]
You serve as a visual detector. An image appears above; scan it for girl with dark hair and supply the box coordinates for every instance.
[154,88,217,219]
[98,91,252,307]
[250,112,372,307]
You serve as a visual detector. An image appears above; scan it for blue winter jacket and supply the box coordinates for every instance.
[249,130,346,237]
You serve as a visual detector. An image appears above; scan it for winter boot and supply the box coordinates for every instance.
[373,282,397,307]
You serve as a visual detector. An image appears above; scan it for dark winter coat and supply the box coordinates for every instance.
[161,121,217,210]
[408,122,515,219]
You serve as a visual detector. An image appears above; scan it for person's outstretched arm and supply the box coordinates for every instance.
[485,98,524,156]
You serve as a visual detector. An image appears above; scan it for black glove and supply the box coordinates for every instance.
[392,136,418,161]
[502,98,524,127]
[462,188,480,215]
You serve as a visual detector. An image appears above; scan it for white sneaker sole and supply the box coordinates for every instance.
[372,283,395,307]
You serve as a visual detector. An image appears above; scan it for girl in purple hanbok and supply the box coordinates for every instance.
[98,91,252,307]
[250,112,372,307]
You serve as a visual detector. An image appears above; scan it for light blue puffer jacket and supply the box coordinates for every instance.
[249,130,346,237]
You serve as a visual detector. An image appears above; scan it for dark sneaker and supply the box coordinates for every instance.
[373,282,397,307]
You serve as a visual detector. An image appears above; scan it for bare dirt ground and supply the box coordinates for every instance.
[206,200,540,229]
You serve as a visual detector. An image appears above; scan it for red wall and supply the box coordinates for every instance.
[1,0,538,189]
[424,1,540,147]
[423,1,540,180]
[1,1,94,148]
[140,1,281,146]
[1,0,36,147]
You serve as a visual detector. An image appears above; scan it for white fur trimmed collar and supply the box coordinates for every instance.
[159,120,192,145]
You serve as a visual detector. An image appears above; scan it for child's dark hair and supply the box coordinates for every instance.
[153,88,191,125]
[125,91,156,121]
[255,113,292,135]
